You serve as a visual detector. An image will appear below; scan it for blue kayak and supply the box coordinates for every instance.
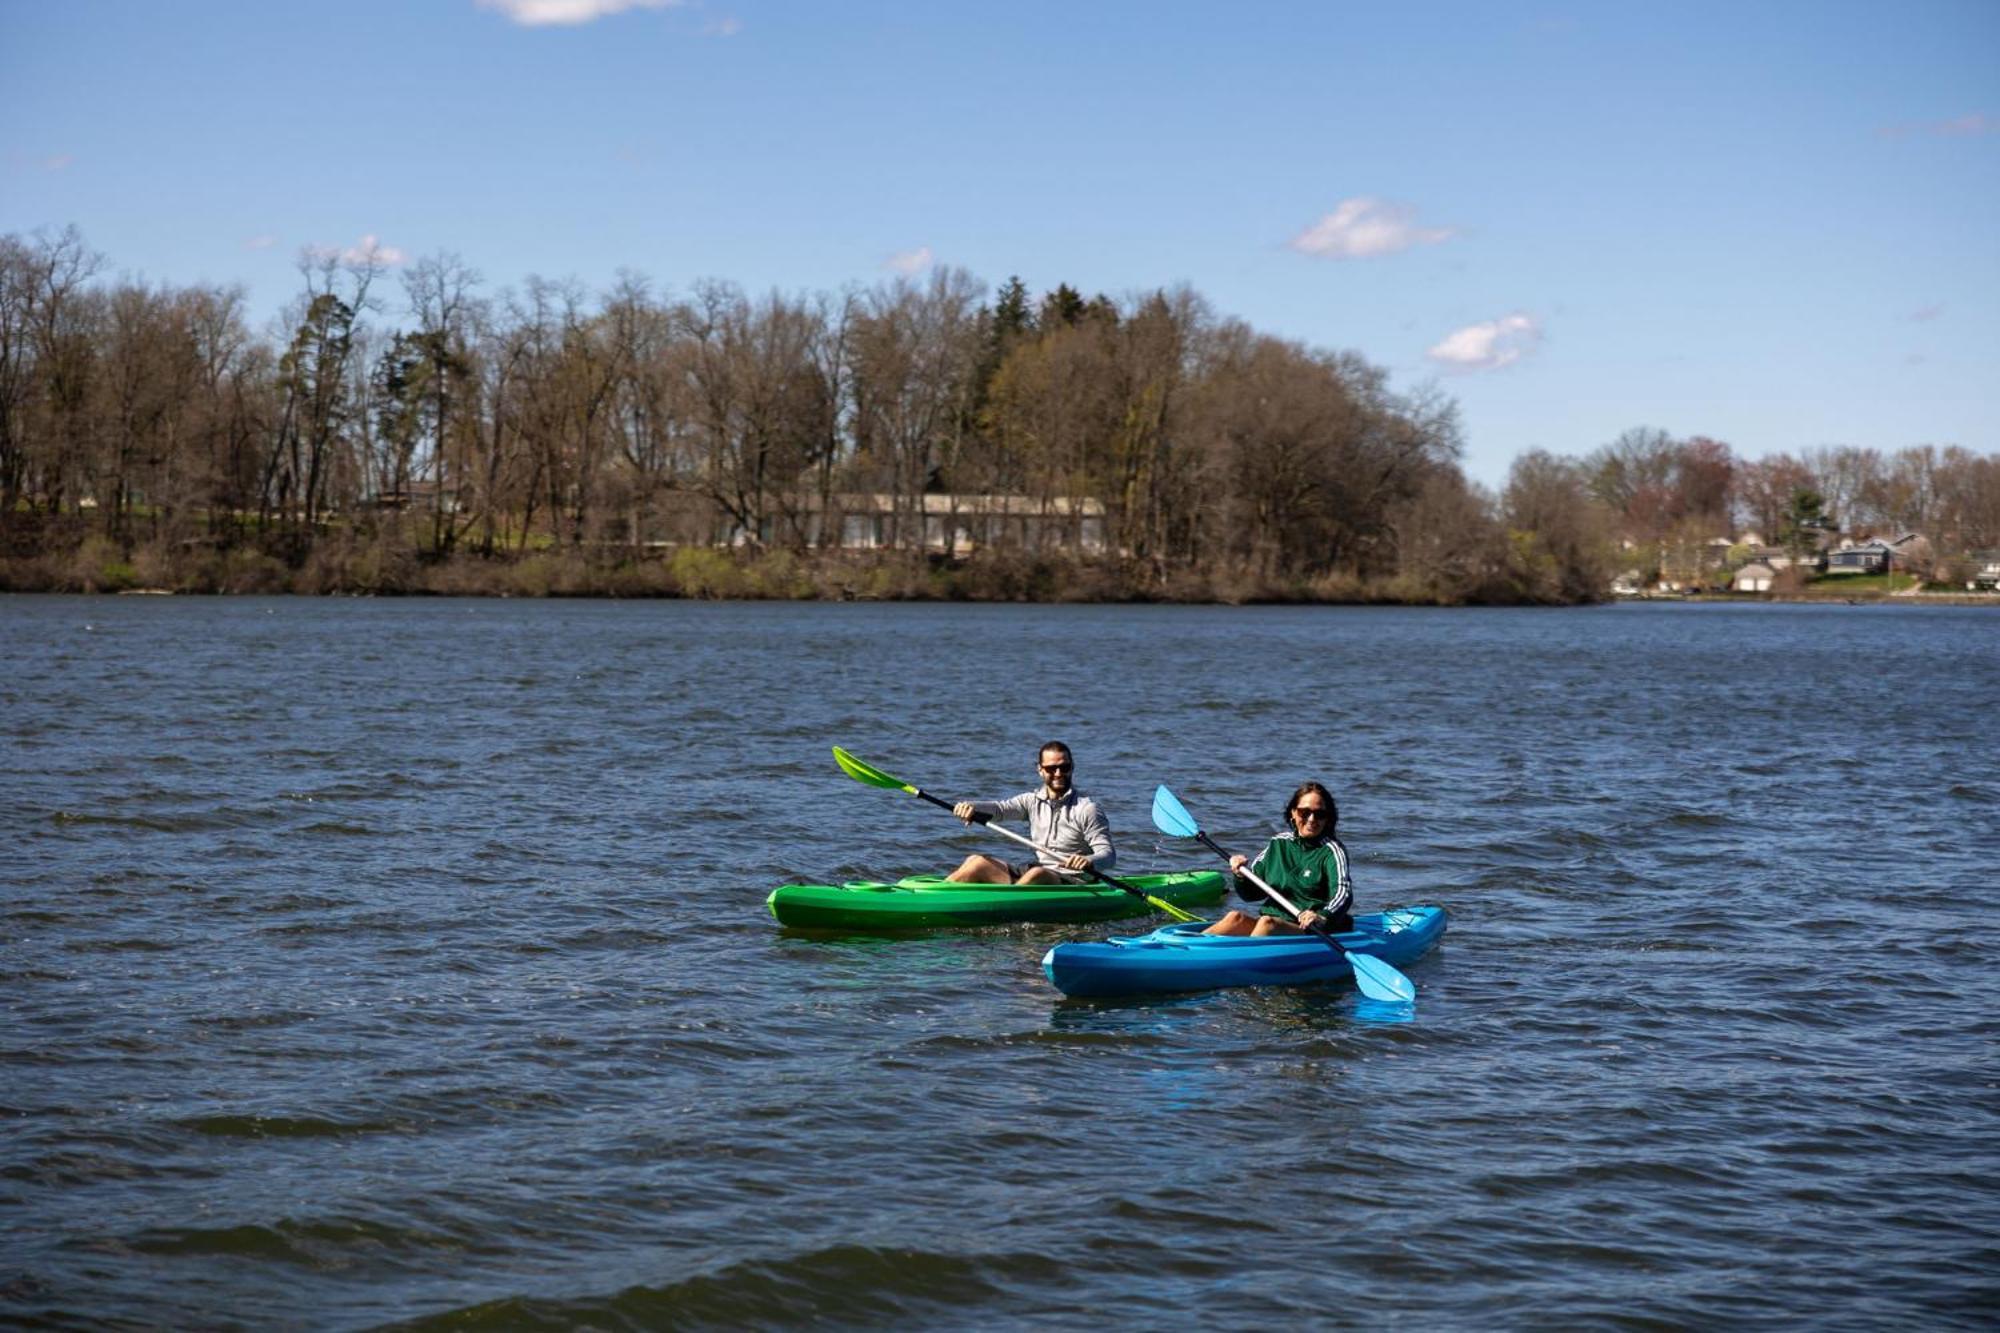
[1041,905,1447,998]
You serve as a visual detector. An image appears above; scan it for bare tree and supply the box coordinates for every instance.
[1504,450,1616,601]
[1390,465,1503,601]
[847,269,982,548]
[266,245,383,550]
[401,252,484,552]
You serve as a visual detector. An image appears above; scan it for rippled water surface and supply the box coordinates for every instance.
[4,596,1996,1328]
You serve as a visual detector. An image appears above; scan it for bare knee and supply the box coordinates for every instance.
[947,854,1010,884]
[1203,909,1256,936]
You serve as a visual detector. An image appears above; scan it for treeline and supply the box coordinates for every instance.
[1508,429,2000,593]
[1,225,1993,601]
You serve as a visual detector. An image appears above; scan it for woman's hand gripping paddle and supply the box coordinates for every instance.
[1149,784,1415,1002]
[831,747,1202,923]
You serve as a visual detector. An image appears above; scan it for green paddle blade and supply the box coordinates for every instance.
[1349,952,1416,1003]
[1151,784,1201,839]
[833,746,916,794]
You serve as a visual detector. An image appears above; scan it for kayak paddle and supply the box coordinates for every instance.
[1149,783,1416,1002]
[831,746,1202,923]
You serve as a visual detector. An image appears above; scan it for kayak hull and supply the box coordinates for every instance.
[767,870,1229,929]
[1041,905,1447,997]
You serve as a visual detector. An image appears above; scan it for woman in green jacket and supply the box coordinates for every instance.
[1202,781,1354,937]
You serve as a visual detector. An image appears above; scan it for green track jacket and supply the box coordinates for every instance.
[1241,831,1353,921]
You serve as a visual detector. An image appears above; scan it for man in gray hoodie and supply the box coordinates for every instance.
[944,741,1117,885]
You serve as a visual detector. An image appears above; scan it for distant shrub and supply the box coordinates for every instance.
[504,551,591,597]
[848,554,929,600]
[66,536,135,592]
[1145,564,1208,602]
[1931,556,1975,589]
[129,541,181,591]
[1378,571,1453,606]
[950,550,1068,601]
[219,547,291,594]
[744,548,814,599]
[1772,565,1810,595]
[668,547,745,599]
[1305,569,1370,604]
[0,553,62,591]
[598,558,679,597]
[296,534,417,595]
[345,537,420,594]
[1049,558,1131,603]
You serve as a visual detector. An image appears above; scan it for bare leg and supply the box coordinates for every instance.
[945,854,1012,884]
[1202,909,1260,936]
[1249,916,1305,937]
[1015,864,1068,885]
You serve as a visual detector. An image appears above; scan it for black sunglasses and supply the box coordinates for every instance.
[1291,806,1329,820]
[1039,762,1073,774]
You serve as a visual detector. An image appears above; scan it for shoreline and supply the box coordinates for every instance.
[6,586,1975,608]
[6,546,1993,608]
[1631,591,1999,608]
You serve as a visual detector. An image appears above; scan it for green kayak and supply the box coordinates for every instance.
[766,870,1227,929]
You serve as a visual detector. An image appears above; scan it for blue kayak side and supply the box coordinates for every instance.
[1041,906,1448,998]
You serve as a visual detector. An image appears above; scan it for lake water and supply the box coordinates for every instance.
[3,596,1995,1328]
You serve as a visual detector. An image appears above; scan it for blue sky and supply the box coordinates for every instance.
[3,0,1994,486]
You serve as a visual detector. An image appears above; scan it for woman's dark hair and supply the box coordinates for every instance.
[1285,781,1337,830]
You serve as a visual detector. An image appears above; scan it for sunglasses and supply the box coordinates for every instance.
[1039,762,1074,774]
[1291,806,1329,820]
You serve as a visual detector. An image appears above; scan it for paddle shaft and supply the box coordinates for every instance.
[1192,829,1354,957]
[830,748,1199,923]
[1148,782,1413,1001]
[909,786,1176,910]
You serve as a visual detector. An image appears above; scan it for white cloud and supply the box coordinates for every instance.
[1289,197,1454,259]
[43,154,73,172]
[1426,314,1541,372]
[349,235,407,265]
[477,0,681,27]
[1908,304,1945,322]
[884,246,933,275]
[1880,112,1995,139]
[704,16,741,36]
[243,235,278,251]
[308,234,408,266]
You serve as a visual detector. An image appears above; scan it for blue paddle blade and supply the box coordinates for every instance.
[1349,952,1416,1003]
[1151,785,1201,838]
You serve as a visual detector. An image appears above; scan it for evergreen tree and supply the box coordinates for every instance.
[1780,487,1829,570]
[1039,283,1086,329]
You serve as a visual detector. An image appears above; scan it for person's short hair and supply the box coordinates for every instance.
[1285,781,1337,829]
[1038,740,1073,766]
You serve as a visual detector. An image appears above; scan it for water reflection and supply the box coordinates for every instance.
[1351,998,1416,1025]
[1043,993,1211,1035]
[771,932,987,987]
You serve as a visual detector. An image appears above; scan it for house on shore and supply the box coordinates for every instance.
[1821,533,1932,577]
[1826,539,1893,575]
[639,491,1111,555]
[1731,562,1776,593]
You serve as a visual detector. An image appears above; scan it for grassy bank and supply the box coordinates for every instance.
[0,538,1524,605]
